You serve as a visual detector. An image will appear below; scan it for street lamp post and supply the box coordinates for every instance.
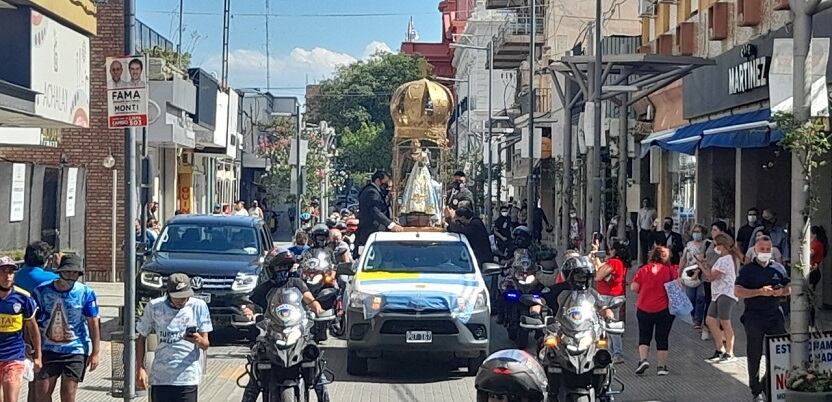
[450,40,494,225]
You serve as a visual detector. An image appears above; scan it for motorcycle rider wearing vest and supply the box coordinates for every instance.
[241,249,328,402]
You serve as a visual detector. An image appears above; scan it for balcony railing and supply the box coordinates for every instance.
[505,16,545,36]
[135,20,175,54]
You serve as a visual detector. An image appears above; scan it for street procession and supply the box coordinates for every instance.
[2,0,832,401]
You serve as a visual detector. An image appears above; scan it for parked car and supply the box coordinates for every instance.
[338,231,500,376]
[138,215,275,335]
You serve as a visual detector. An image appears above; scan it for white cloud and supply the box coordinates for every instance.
[203,41,394,90]
[363,41,393,58]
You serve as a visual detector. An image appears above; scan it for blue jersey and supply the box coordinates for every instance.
[0,287,37,362]
[15,266,59,294]
[33,281,99,355]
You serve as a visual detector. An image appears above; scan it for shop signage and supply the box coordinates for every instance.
[728,44,769,95]
[767,333,832,402]
[30,10,90,128]
[9,164,25,223]
[106,55,149,129]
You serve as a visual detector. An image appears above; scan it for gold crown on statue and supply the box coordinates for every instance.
[390,78,454,145]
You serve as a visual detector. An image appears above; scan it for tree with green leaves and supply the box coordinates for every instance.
[307,52,430,179]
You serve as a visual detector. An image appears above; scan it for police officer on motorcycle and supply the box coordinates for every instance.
[241,249,330,402]
[474,349,548,402]
[533,254,615,320]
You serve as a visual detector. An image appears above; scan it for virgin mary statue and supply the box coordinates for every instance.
[401,139,441,216]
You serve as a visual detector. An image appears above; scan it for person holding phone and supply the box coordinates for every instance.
[136,273,212,402]
[679,225,708,331]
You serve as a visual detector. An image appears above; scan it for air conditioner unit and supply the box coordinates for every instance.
[639,0,657,18]
[180,150,195,166]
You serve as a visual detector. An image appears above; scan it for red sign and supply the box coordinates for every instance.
[108,115,149,128]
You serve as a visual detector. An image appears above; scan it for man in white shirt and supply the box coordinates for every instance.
[248,200,264,219]
[233,201,250,216]
[637,197,658,265]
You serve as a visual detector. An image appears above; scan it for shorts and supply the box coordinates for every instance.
[0,360,26,387]
[35,352,87,382]
[706,295,737,321]
[151,385,198,402]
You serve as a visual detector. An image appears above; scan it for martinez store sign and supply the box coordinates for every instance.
[728,44,770,95]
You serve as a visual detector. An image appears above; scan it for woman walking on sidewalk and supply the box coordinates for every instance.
[631,246,678,376]
[679,224,708,331]
[698,233,741,363]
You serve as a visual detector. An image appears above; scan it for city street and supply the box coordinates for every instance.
[19,280,752,402]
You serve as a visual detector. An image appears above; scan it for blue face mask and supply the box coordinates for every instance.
[272,271,290,284]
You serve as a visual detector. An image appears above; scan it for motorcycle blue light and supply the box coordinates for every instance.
[504,290,520,301]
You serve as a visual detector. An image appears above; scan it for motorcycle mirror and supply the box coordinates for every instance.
[316,287,338,303]
[607,296,626,310]
[544,315,556,327]
[336,262,356,276]
[481,262,502,276]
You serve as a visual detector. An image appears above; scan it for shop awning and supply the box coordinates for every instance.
[648,109,781,155]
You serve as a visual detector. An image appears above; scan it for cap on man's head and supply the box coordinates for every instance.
[0,256,18,271]
[453,170,466,178]
[456,207,474,219]
[56,255,84,274]
[167,273,194,298]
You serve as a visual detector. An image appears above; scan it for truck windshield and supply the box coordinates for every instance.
[156,224,260,255]
[363,241,474,274]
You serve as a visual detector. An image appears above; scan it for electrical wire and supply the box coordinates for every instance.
[141,10,436,18]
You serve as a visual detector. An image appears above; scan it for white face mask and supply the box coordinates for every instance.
[501,212,509,217]
[756,252,772,265]
[748,215,758,224]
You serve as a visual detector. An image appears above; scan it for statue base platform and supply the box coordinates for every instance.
[400,213,434,227]
[401,226,444,232]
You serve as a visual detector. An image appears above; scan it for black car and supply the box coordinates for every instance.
[138,215,275,333]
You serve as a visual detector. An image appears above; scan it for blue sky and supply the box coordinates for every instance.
[137,0,442,98]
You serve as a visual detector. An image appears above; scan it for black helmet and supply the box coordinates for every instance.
[266,248,296,273]
[335,221,347,231]
[325,218,338,229]
[474,350,547,402]
[512,226,532,249]
[561,255,595,290]
[310,224,330,248]
[340,208,351,218]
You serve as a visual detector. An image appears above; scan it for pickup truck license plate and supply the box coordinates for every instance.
[406,331,432,343]
[194,293,211,304]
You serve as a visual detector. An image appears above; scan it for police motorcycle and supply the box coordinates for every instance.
[499,227,544,347]
[520,256,625,402]
[300,224,340,342]
[474,349,548,402]
[242,286,336,402]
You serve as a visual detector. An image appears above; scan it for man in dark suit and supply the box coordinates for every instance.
[356,171,403,255]
[446,170,475,213]
[448,207,493,267]
[653,216,684,265]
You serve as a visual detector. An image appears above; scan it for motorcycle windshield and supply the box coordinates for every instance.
[556,291,600,333]
[267,287,306,328]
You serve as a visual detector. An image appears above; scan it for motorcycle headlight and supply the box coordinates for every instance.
[140,271,163,289]
[231,273,258,292]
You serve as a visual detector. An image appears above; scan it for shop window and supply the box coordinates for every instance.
[671,154,697,236]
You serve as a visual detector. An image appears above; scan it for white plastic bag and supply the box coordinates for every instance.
[22,358,34,382]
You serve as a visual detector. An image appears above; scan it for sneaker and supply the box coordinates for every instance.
[706,350,724,362]
[719,353,737,363]
[701,328,711,341]
[613,356,625,365]
[657,366,669,376]
[693,324,702,330]
[635,360,650,375]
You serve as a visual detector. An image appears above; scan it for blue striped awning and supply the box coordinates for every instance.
[645,109,782,155]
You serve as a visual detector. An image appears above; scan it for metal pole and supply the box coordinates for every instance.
[140,128,148,248]
[296,106,302,231]
[466,74,471,162]
[589,0,603,241]
[526,1,536,229]
[455,95,460,167]
[789,5,813,367]
[111,169,117,283]
[177,0,183,69]
[265,0,270,90]
[616,92,629,240]
[123,0,138,399]
[562,81,573,249]
[486,41,494,226]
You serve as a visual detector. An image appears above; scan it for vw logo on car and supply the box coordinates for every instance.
[191,276,204,290]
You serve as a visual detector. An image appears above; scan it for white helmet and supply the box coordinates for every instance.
[681,265,702,288]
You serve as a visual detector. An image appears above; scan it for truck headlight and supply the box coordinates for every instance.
[140,271,163,289]
[349,290,380,309]
[231,273,258,292]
